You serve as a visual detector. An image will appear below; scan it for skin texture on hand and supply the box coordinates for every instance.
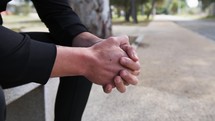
[72,32,141,93]
[103,37,141,93]
[51,37,134,89]
[83,37,128,86]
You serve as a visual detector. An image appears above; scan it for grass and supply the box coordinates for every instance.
[1,13,41,23]
[201,15,215,21]
[1,14,45,32]
[2,13,152,32]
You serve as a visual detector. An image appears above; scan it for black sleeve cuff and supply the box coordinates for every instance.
[0,33,56,87]
[25,35,57,84]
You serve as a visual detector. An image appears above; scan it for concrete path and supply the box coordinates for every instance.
[83,21,215,121]
[175,20,215,41]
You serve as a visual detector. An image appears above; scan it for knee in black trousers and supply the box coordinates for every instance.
[21,32,93,121]
[0,86,6,121]
[55,76,92,121]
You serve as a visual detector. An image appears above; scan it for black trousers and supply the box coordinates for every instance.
[0,32,92,121]
[0,86,6,121]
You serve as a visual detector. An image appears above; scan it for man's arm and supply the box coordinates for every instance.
[0,25,137,92]
[0,25,56,87]
[31,0,88,45]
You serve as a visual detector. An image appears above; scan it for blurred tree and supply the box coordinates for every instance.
[146,0,187,17]
[162,0,172,14]
[123,0,130,22]
[130,0,138,23]
[201,0,215,10]
[168,0,178,14]
[69,0,112,38]
[110,0,131,22]
[110,0,148,23]
[146,0,157,19]
[200,0,215,16]
[110,0,180,21]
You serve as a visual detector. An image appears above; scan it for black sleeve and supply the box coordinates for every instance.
[0,25,56,87]
[31,0,88,46]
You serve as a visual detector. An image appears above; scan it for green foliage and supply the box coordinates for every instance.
[156,0,187,14]
[156,0,168,14]
[143,2,152,14]
[110,0,215,19]
[110,0,148,8]
[156,0,166,7]
[201,0,215,10]
[168,0,178,14]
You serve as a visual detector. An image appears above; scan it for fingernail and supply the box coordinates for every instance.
[115,78,121,83]
[133,51,138,59]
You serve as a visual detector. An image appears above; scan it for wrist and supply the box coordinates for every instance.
[80,47,97,78]
[72,32,103,47]
[51,46,91,77]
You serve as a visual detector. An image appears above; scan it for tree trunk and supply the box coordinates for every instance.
[124,0,130,22]
[69,0,112,38]
[208,2,215,16]
[130,0,138,23]
[147,0,157,20]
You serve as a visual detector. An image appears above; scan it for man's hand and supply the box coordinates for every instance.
[102,36,140,93]
[83,36,128,86]
[72,32,140,93]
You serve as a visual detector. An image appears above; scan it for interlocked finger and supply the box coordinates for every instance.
[114,76,126,93]
[120,57,140,71]
[120,70,139,85]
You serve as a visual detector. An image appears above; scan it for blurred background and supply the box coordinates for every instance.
[2,0,215,121]
[2,0,215,36]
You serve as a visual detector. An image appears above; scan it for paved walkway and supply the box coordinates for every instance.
[83,21,215,121]
[175,20,215,41]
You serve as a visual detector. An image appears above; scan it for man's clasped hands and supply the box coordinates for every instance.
[87,35,140,93]
[53,32,141,93]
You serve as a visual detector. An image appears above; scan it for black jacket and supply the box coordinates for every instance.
[0,0,88,87]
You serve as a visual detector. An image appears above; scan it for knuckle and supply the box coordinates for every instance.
[121,45,129,51]
[108,37,116,42]
[128,46,134,51]
[121,57,128,65]
[124,35,129,42]
[123,35,129,39]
